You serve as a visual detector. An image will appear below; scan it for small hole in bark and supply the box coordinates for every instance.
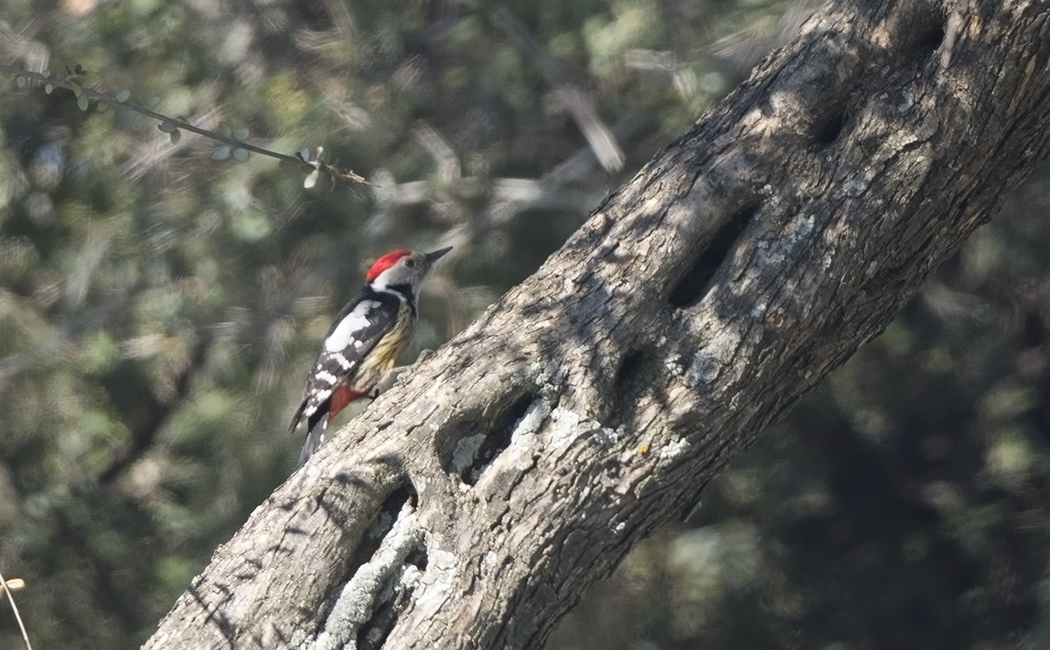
[440,393,535,486]
[343,483,418,585]
[615,351,645,392]
[405,548,428,572]
[357,545,428,650]
[669,204,759,308]
[463,394,533,485]
[813,108,846,147]
[359,600,398,650]
[894,4,945,60]
[604,350,648,429]
[909,18,945,56]
[918,23,945,52]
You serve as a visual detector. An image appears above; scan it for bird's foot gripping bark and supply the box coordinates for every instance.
[370,350,435,399]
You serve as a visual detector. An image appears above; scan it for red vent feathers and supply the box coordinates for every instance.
[366,250,412,282]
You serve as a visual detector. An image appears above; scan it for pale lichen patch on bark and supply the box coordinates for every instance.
[315,505,423,650]
[547,407,583,451]
[659,437,691,460]
[686,327,743,387]
[405,548,458,630]
[590,425,623,448]
[896,87,916,114]
[449,435,485,476]
[514,399,553,444]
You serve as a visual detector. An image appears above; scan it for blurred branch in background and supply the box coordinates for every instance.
[492,7,626,173]
[710,0,821,79]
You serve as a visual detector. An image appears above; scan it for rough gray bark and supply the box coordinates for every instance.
[144,0,1050,648]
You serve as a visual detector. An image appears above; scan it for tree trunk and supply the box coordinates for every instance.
[144,0,1050,647]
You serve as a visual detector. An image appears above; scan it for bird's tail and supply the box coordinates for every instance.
[297,418,327,468]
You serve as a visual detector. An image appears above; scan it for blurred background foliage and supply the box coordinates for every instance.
[1,0,1048,648]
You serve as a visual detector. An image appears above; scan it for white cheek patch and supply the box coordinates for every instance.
[324,301,379,352]
[371,268,395,291]
[370,260,415,292]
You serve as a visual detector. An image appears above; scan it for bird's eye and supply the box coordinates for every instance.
[404,258,416,268]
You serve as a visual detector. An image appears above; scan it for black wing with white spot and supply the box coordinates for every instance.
[288,286,401,432]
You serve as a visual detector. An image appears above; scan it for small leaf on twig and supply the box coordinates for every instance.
[212,145,231,161]
[0,578,25,594]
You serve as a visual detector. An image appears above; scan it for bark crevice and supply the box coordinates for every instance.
[669,203,761,309]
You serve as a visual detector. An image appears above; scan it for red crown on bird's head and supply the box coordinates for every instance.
[366,250,412,282]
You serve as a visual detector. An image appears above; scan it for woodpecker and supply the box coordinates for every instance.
[289,246,451,467]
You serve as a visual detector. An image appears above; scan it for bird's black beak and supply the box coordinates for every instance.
[425,246,453,264]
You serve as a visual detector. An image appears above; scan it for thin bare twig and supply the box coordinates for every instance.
[0,62,368,186]
[0,570,32,650]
